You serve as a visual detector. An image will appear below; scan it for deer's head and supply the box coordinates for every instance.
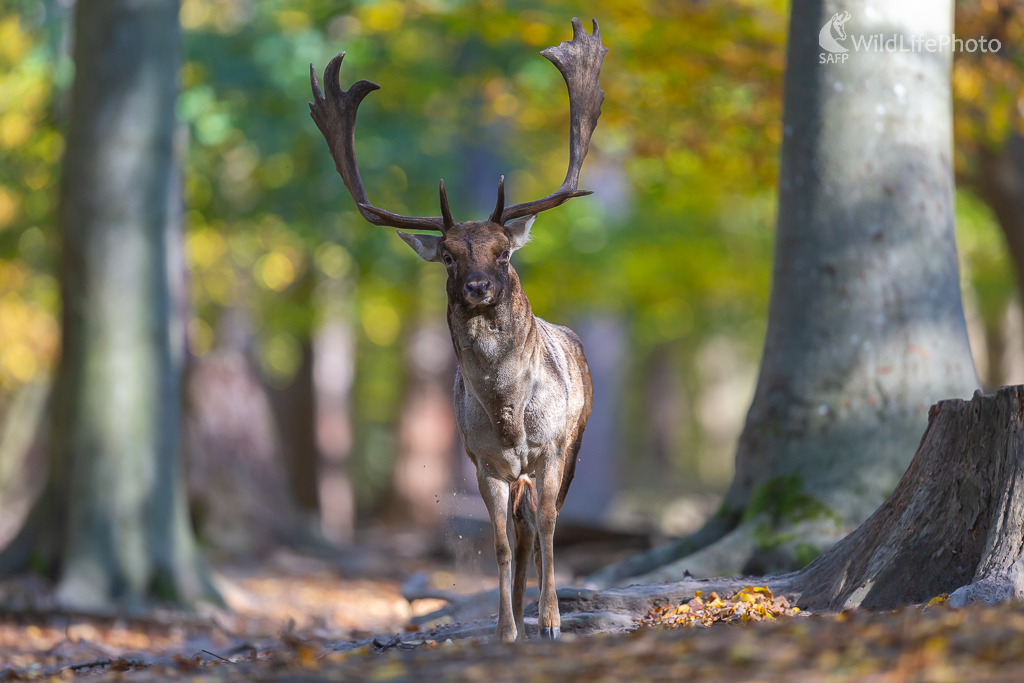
[309,18,607,310]
[395,178,537,308]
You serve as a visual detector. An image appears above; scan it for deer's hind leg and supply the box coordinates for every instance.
[511,514,534,639]
[536,452,565,639]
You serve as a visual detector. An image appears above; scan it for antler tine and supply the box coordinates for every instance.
[500,18,607,224]
[309,53,446,233]
[489,176,505,224]
[439,179,454,232]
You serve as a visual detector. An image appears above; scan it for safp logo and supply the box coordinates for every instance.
[819,11,851,54]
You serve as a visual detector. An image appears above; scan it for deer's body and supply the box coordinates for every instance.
[309,17,606,642]
[455,314,592,640]
[443,223,593,641]
[451,284,591,481]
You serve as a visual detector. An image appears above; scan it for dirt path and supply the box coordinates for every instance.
[3,554,1024,682]
[97,600,1024,682]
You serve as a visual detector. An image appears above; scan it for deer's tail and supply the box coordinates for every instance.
[510,475,537,521]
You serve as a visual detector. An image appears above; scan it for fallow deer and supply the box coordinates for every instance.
[309,17,606,642]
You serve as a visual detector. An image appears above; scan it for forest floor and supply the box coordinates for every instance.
[1,547,1024,681]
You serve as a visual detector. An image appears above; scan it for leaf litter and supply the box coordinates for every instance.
[3,574,1024,681]
[641,585,802,628]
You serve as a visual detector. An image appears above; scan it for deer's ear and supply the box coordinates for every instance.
[505,215,536,253]
[397,231,443,262]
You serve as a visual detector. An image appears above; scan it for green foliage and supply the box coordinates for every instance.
[0,0,1018,510]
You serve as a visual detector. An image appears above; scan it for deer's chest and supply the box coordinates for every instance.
[455,359,569,469]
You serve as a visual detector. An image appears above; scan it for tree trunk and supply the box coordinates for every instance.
[0,0,217,609]
[975,135,1024,388]
[0,381,49,549]
[313,320,356,544]
[389,320,457,528]
[273,339,322,531]
[977,136,1024,310]
[184,309,306,556]
[589,0,978,587]
[431,386,1024,632]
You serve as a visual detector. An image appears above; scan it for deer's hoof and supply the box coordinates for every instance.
[539,626,560,639]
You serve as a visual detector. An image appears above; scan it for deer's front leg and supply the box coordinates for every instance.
[478,471,516,643]
[536,452,564,639]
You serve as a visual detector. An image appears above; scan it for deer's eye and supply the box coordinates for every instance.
[442,252,454,266]
[499,250,510,262]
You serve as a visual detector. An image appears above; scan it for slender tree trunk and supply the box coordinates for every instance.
[977,136,1024,308]
[975,135,1024,388]
[274,339,322,529]
[589,0,978,587]
[0,381,49,549]
[0,0,217,608]
[313,319,356,544]
[389,320,457,527]
[266,268,322,532]
[184,309,303,556]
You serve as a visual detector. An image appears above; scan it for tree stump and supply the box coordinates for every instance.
[792,385,1024,610]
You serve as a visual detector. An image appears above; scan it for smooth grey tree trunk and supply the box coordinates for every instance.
[0,0,217,608]
[589,0,978,587]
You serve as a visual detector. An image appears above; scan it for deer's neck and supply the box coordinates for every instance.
[447,268,536,377]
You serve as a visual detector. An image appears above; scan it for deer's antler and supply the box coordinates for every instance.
[310,18,606,231]
[309,53,447,233]
[499,18,607,224]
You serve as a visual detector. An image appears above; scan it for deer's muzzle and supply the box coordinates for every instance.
[464,275,495,305]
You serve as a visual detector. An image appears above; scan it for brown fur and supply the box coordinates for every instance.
[511,477,537,520]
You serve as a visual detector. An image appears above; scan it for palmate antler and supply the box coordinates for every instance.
[500,18,607,223]
[309,56,447,232]
[309,17,607,233]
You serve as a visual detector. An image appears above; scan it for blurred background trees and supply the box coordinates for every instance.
[0,0,1021,583]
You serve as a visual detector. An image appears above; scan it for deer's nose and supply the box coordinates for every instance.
[464,275,493,300]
